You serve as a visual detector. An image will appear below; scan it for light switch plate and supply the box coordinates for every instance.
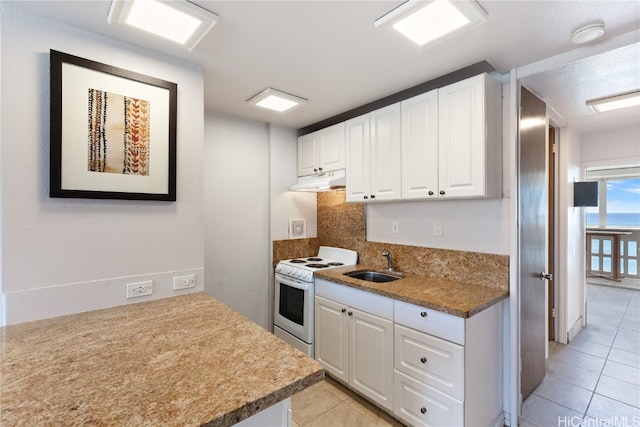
[289,219,306,239]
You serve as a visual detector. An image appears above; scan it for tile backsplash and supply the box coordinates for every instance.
[273,191,508,291]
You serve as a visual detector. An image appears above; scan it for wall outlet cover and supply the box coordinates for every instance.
[126,280,153,299]
[289,219,306,239]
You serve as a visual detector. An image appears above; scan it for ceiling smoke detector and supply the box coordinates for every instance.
[571,23,605,44]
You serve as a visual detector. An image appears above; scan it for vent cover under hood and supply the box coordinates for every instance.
[291,169,346,192]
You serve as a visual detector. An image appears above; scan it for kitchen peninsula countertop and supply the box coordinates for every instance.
[0,292,324,426]
[315,265,508,318]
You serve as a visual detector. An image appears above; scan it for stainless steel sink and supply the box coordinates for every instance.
[344,270,401,283]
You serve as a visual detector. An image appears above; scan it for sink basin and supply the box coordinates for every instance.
[344,270,401,283]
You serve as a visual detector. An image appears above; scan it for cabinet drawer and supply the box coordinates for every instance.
[394,300,464,345]
[315,279,393,320]
[395,324,464,400]
[394,370,463,427]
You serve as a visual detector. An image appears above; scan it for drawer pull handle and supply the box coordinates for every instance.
[420,311,427,317]
[420,357,427,364]
[420,407,427,414]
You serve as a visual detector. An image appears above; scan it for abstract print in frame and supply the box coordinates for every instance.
[50,50,177,201]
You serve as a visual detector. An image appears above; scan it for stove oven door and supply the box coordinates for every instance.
[274,273,313,345]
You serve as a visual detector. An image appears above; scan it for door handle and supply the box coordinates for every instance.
[539,272,553,281]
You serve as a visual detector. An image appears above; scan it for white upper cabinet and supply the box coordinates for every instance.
[345,104,401,202]
[436,73,502,199]
[402,73,502,200]
[297,122,346,176]
[401,90,439,199]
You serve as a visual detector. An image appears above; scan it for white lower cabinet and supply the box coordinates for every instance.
[393,300,504,427]
[349,306,394,410]
[314,279,503,427]
[315,279,394,411]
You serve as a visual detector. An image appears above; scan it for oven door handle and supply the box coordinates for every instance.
[275,274,311,291]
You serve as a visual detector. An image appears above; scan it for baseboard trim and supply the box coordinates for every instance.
[567,316,583,342]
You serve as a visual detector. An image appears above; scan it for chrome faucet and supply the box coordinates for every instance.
[381,249,394,271]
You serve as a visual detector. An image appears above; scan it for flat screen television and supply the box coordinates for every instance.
[574,181,598,207]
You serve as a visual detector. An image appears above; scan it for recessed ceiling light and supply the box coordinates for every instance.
[571,23,605,44]
[586,90,640,113]
[108,0,218,51]
[375,0,488,50]
[246,88,308,113]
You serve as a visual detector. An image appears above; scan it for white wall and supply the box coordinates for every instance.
[270,126,317,241]
[367,198,510,254]
[0,4,205,325]
[204,111,270,328]
[558,127,585,341]
[581,124,640,166]
[203,114,316,330]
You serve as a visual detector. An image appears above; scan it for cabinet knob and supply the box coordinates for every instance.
[341,308,346,313]
[420,407,427,414]
[428,191,434,196]
[318,167,323,171]
[363,195,369,199]
[370,194,376,199]
[420,357,427,364]
[439,190,445,195]
[314,168,318,172]
[420,311,427,317]
[348,311,353,316]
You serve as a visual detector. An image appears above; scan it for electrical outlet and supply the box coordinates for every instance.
[126,280,153,299]
[433,220,443,237]
[173,274,196,291]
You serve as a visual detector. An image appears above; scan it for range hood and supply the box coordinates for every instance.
[290,169,346,192]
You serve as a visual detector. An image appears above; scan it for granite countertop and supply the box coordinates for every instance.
[0,292,324,426]
[315,264,509,318]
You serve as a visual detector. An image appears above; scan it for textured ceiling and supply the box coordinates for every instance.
[6,0,640,133]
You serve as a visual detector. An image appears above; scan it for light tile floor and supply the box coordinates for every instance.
[521,283,640,427]
[291,376,405,427]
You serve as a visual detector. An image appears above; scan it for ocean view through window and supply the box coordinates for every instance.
[585,169,639,279]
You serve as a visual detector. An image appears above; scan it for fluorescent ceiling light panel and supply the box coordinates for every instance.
[587,90,640,113]
[247,88,308,113]
[108,0,218,51]
[375,0,488,50]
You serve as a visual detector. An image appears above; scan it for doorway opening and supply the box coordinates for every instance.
[584,165,640,292]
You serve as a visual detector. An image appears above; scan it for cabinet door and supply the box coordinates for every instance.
[402,90,439,200]
[345,114,370,202]
[297,132,318,176]
[349,307,394,410]
[369,103,401,201]
[315,296,348,382]
[438,74,486,198]
[318,122,346,173]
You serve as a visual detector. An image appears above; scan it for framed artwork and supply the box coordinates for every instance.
[50,50,177,201]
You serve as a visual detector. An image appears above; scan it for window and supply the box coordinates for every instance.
[585,166,639,279]
[585,167,640,229]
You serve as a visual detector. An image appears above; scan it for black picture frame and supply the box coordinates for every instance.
[50,50,177,201]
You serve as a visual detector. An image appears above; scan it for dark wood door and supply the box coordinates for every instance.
[519,86,549,400]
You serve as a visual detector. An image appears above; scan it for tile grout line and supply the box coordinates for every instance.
[583,287,639,418]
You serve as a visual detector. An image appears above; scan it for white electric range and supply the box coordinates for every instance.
[273,246,358,357]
